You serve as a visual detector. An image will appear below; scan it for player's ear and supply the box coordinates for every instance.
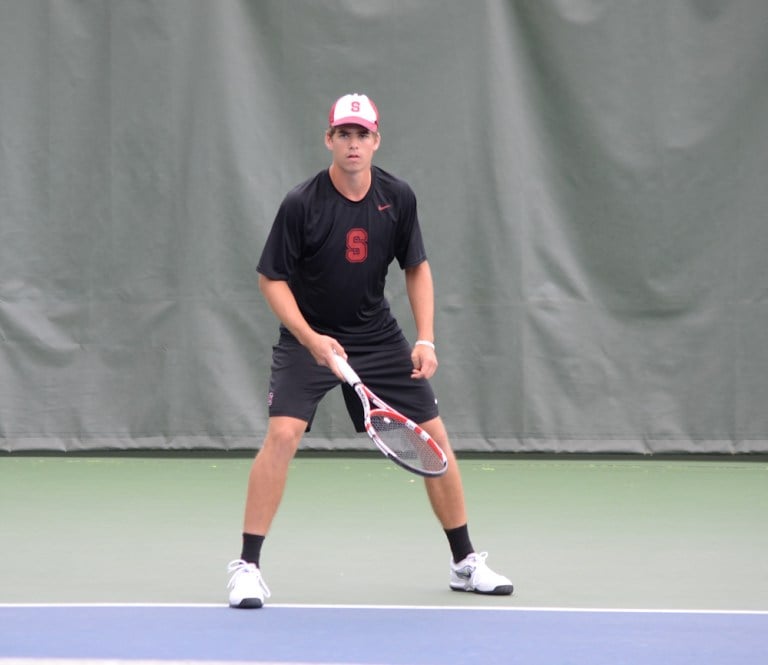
[372,131,381,151]
[324,129,334,150]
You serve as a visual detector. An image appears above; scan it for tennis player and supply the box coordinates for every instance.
[227,93,513,608]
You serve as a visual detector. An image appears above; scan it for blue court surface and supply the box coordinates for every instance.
[1,604,766,665]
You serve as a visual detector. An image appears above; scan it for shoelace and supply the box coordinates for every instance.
[457,551,489,569]
[472,552,489,568]
[227,559,272,598]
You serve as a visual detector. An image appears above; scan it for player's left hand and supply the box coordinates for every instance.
[411,345,438,380]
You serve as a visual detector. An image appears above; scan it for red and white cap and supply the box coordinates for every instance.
[328,93,379,132]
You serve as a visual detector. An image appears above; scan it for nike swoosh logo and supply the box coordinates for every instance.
[377,204,392,211]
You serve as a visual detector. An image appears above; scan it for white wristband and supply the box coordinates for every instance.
[414,339,435,350]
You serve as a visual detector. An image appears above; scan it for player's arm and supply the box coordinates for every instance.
[258,274,346,375]
[404,260,437,380]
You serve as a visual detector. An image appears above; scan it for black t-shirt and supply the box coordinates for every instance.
[257,166,427,346]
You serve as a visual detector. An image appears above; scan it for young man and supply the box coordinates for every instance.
[227,93,513,608]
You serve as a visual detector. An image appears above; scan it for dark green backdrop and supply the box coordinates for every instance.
[1,0,767,453]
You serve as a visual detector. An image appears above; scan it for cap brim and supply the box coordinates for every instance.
[331,117,378,132]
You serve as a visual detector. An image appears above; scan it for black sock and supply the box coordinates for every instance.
[241,533,265,568]
[444,524,474,564]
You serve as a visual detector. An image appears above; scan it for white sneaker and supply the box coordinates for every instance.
[449,552,513,595]
[227,559,271,608]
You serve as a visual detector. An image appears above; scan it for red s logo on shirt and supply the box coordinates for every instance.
[346,228,368,263]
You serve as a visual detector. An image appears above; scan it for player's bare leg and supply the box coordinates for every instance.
[420,416,468,529]
[228,416,307,609]
[243,416,307,535]
[420,415,514,595]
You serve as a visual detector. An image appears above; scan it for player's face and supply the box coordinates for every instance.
[325,124,380,174]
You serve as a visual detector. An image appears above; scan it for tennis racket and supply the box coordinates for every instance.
[333,353,448,477]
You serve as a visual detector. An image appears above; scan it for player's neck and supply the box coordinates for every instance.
[328,164,372,202]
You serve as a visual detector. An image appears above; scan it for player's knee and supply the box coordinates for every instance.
[264,418,305,455]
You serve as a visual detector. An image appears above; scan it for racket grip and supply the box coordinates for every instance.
[333,353,361,386]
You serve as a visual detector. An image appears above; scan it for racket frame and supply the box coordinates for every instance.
[333,353,448,477]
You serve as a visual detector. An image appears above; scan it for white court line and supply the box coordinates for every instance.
[0,602,766,615]
[0,661,342,665]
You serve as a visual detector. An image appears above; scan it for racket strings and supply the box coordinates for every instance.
[370,414,445,474]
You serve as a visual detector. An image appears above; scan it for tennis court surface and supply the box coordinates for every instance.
[1,453,766,663]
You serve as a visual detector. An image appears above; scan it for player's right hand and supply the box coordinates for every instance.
[307,334,347,380]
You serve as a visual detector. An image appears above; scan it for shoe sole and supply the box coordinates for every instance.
[230,598,264,609]
[450,584,514,596]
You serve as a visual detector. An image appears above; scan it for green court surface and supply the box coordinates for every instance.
[1,453,766,610]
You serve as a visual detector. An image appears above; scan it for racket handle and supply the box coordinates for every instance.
[333,352,361,386]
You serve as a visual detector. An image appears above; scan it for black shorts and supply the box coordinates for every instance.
[267,336,439,432]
